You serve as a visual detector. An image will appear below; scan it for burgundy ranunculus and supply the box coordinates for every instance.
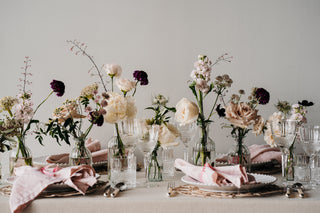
[298,100,314,107]
[50,80,65,97]
[90,111,104,126]
[255,88,270,105]
[133,70,149,85]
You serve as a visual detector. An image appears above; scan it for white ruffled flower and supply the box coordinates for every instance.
[175,98,199,125]
[264,112,283,147]
[103,64,122,77]
[158,123,180,148]
[116,78,136,93]
[103,92,127,124]
[125,96,137,120]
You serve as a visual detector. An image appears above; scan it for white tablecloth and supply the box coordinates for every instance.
[1,172,320,213]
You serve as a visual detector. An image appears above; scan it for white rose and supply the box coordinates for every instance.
[158,123,180,148]
[175,98,199,125]
[116,78,136,93]
[103,64,122,77]
[125,96,137,119]
[103,92,127,124]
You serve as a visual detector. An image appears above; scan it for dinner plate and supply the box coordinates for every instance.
[33,155,108,167]
[181,173,277,192]
[6,174,100,184]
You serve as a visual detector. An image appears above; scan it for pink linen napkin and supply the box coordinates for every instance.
[249,144,281,163]
[174,158,255,188]
[216,144,281,163]
[9,165,96,213]
[46,138,108,164]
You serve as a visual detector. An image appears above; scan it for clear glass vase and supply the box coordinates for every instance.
[227,138,251,172]
[9,137,33,176]
[147,143,163,182]
[192,124,215,166]
[69,137,92,166]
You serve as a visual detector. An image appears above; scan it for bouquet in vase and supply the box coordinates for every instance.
[222,88,270,171]
[188,54,233,166]
[67,40,149,158]
[38,83,106,166]
[145,94,180,181]
[0,57,65,174]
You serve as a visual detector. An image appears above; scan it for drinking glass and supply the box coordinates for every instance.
[175,121,197,162]
[299,125,320,186]
[270,119,297,183]
[135,120,160,183]
[118,119,138,156]
[110,155,136,189]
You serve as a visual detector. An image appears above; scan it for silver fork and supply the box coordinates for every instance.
[167,181,176,197]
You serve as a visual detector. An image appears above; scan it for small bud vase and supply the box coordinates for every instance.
[69,137,92,166]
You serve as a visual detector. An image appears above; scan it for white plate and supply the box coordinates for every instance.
[215,153,275,167]
[7,174,100,184]
[181,173,277,192]
[33,155,108,167]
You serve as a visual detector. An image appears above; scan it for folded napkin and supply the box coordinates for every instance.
[10,165,97,213]
[249,144,281,163]
[216,144,281,163]
[175,159,255,188]
[46,138,108,164]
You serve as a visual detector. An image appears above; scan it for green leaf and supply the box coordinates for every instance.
[189,81,197,98]
[164,106,176,113]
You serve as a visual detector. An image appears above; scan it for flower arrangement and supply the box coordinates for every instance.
[188,54,233,165]
[264,99,314,147]
[223,87,270,168]
[145,94,179,181]
[67,40,149,158]
[0,57,65,171]
[263,99,313,180]
[38,83,105,165]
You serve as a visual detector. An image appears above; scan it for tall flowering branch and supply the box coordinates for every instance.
[189,54,233,165]
[67,40,108,92]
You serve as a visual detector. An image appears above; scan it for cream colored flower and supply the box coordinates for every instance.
[103,64,122,77]
[125,96,137,120]
[0,96,18,113]
[252,116,265,136]
[158,123,180,148]
[225,102,258,129]
[80,83,98,99]
[263,112,283,147]
[52,99,85,123]
[175,98,199,125]
[103,92,127,124]
[264,122,276,147]
[116,78,136,93]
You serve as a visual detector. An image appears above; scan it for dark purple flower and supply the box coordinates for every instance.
[133,70,149,85]
[50,80,65,97]
[255,88,270,105]
[216,104,226,117]
[298,100,314,107]
[90,111,104,126]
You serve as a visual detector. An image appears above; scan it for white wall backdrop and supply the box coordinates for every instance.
[1,0,320,161]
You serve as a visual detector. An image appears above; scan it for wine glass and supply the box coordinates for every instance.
[175,121,197,162]
[299,125,320,186]
[118,119,138,156]
[135,119,160,184]
[270,119,297,183]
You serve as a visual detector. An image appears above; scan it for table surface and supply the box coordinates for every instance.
[1,171,320,213]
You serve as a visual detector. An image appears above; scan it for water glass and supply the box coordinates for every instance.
[162,147,175,180]
[294,154,311,185]
[110,155,136,189]
[312,155,320,185]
